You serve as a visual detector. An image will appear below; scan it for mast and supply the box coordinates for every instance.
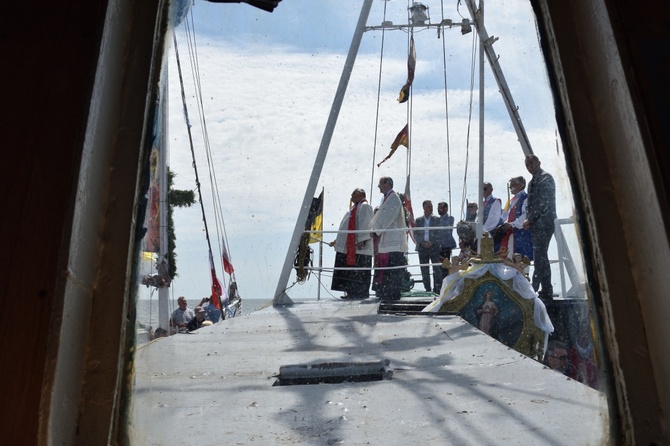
[273,0,374,304]
[476,0,485,247]
[158,63,170,332]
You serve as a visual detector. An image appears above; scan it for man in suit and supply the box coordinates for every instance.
[523,154,557,301]
[414,200,443,293]
[437,201,457,262]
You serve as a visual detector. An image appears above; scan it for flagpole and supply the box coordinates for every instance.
[317,240,323,301]
[317,187,324,301]
[474,0,485,251]
[158,57,170,334]
[273,0,373,304]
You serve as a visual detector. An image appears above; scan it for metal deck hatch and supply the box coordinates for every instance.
[273,359,392,386]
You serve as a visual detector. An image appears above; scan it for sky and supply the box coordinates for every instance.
[141,0,584,305]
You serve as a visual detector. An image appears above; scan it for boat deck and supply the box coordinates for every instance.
[130,298,607,445]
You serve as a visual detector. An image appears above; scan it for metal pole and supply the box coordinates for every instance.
[465,0,533,157]
[317,241,323,301]
[476,0,485,250]
[158,61,170,333]
[273,0,374,304]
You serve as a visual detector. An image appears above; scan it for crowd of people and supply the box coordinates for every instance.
[328,154,557,302]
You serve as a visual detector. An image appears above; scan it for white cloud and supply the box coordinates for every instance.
[152,0,582,304]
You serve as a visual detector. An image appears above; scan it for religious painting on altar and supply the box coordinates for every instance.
[437,271,544,358]
[459,281,524,349]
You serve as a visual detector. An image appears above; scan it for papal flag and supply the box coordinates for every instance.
[377,124,409,167]
[307,190,324,244]
[397,36,416,104]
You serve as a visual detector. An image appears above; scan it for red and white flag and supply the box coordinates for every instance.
[222,242,235,275]
[209,251,226,309]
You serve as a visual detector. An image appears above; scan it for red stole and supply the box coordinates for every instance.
[346,199,366,265]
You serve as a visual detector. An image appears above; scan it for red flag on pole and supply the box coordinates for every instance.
[222,242,235,275]
[209,251,223,310]
[377,124,409,167]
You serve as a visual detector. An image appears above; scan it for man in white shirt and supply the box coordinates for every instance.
[370,177,408,301]
[170,296,194,333]
[482,182,503,252]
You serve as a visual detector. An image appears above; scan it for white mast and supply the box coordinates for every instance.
[476,0,485,247]
[273,0,374,304]
[158,67,170,332]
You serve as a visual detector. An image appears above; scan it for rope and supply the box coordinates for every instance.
[458,30,478,220]
[173,32,214,258]
[178,11,238,295]
[439,0,453,211]
[405,1,413,181]
[369,0,389,197]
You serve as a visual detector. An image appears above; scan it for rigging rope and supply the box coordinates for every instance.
[459,30,478,220]
[369,0,389,197]
[439,0,453,212]
[404,1,413,184]
[178,12,238,296]
[173,32,215,262]
[183,15,234,283]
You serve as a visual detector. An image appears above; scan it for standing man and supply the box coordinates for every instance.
[437,201,457,261]
[482,182,503,234]
[523,154,557,300]
[370,177,408,301]
[482,182,503,252]
[414,200,443,293]
[330,188,374,299]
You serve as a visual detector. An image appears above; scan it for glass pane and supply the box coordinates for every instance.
[132,1,609,443]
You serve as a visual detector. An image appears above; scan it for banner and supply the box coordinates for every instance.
[307,190,324,244]
[397,36,416,103]
[377,124,409,167]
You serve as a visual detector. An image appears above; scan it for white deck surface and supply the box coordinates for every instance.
[130,298,608,445]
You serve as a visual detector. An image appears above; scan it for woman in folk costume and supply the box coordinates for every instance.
[369,177,409,301]
[330,188,374,299]
[499,176,533,260]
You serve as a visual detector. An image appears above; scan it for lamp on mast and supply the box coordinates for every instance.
[409,2,428,25]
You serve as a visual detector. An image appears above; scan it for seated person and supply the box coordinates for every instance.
[198,296,222,323]
[152,327,168,339]
[187,306,207,331]
[170,296,194,333]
